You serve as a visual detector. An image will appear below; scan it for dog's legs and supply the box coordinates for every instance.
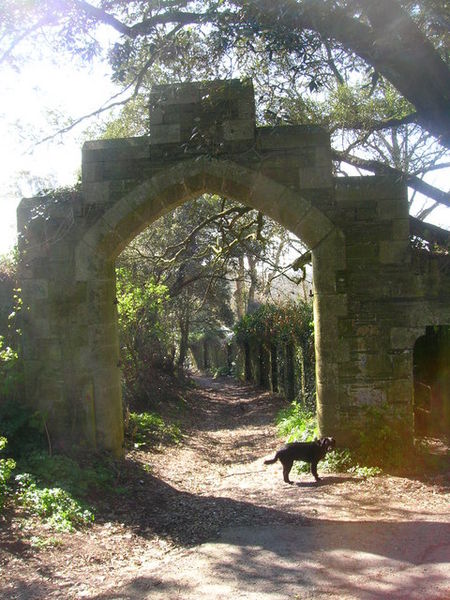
[310,461,321,482]
[282,460,294,484]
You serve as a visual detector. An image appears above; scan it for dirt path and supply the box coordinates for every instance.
[1,377,449,599]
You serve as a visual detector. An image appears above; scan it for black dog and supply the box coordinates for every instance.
[264,437,336,484]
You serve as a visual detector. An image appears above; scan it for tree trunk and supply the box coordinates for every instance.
[234,254,246,319]
[285,342,295,402]
[244,341,252,381]
[271,343,278,392]
[177,313,190,370]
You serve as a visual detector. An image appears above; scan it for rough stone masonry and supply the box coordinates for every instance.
[17,79,450,454]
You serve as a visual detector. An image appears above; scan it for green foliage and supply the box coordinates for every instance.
[213,365,231,378]
[0,437,16,509]
[15,473,94,532]
[234,301,313,347]
[322,449,382,478]
[116,266,171,404]
[127,412,182,449]
[116,266,169,343]
[0,399,46,458]
[0,400,114,528]
[276,402,318,443]
[0,335,23,402]
[235,301,315,404]
[19,452,115,497]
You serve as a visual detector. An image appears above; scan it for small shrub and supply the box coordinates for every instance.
[20,452,115,497]
[15,473,94,532]
[0,400,46,458]
[0,437,16,509]
[322,449,382,478]
[127,411,182,449]
[213,365,231,378]
[0,335,23,403]
[276,402,318,443]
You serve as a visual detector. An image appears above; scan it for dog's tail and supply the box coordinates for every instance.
[264,454,278,465]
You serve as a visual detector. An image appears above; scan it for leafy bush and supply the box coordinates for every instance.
[20,452,115,497]
[234,300,315,404]
[0,400,46,458]
[0,437,16,509]
[15,473,94,532]
[213,365,231,378]
[0,335,23,402]
[322,449,382,477]
[127,411,182,449]
[116,266,171,406]
[276,402,318,443]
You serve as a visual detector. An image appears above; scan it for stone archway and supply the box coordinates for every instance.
[72,157,344,453]
[17,79,450,455]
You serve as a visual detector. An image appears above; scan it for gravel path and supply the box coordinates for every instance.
[1,376,449,599]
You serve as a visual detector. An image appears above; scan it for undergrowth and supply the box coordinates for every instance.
[126,411,182,449]
[0,401,118,531]
[15,473,94,532]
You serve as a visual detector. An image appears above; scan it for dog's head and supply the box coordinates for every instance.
[320,437,336,452]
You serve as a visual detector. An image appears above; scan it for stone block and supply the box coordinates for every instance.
[377,197,409,220]
[392,218,410,240]
[390,327,424,349]
[379,240,410,264]
[82,161,104,183]
[223,119,254,141]
[335,176,406,203]
[150,124,181,145]
[346,241,379,261]
[21,278,48,301]
[387,379,413,403]
[32,317,51,338]
[83,138,150,163]
[82,182,111,204]
[299,165,333,189]
[256,125,328,150]
[389,351,413,379]
[294,206,334,249]
[345,385,387,407]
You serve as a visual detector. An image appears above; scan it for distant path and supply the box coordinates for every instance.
[1,377,449,599]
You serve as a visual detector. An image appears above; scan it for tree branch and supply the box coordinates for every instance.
[409,216,450,246]
[333,150,450,208]
[241,0,450,146]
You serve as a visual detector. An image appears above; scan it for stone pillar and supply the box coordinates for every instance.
[17,195,124,455]
[332,177,416,448]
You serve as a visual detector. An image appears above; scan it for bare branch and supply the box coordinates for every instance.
[72,1,132,35]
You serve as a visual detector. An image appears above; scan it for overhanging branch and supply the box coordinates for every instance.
[333,150,450,208]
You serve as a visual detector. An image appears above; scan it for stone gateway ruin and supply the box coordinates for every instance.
[17,79,450,455]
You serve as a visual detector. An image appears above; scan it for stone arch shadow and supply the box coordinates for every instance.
[74,157,346,453]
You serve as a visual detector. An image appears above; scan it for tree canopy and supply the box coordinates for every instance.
[1,0,449,214]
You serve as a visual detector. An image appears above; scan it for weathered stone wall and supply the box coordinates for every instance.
[17,79,450,455]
